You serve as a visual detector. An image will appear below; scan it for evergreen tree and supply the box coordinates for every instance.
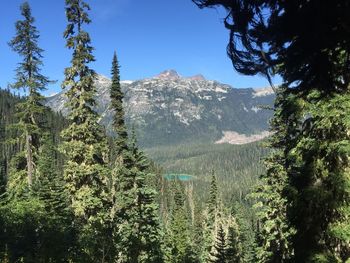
[130,126,149,172]
[0,113,6,195]
[194,1,350,261]
[36,133,68,216]
[208,172,218,220]
[226,223,242,263]
[60,0,111,260]
[201,173,219,262]
[8,1,53,187]
[110,55,163,262]
[110,52,129,160]
[226,216,244,263]
[287,90,350,262]
[250,88,295,263]
[166,187,195,263]
[0,89,70,262]
[210,223,226,263]
[113,146,163,263]
[230,202,257,263]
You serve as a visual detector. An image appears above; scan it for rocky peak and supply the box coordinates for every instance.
[154,69,181,80]
[187,74,206,81]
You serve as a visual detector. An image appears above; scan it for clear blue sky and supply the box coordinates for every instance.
[0,0,279,96]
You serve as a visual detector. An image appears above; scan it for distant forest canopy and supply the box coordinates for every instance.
[1,0,349,263]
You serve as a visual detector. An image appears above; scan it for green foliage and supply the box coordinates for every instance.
[146,142,269,202]
[226,222,242,263]
[8,1,53,188]
[201,174,219,262]
[0,195,74,262]
[110,52,129,159]
[195,0,350,261]
[60,0,112,261]
[113,141,163,262]
[210,223,226,263]
[208,173,218,219]
[0,89,72,262]
[287,91,350,262]
[250,88,295,263]
[109,54,163,262]
[165,187,196,263]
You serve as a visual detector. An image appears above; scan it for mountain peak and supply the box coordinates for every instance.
[187,74,206,81]
[154,69,181,80]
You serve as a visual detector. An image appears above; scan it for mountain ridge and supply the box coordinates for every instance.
[45,70,275,147]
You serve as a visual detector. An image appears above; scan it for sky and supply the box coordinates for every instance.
[0,0,279,96]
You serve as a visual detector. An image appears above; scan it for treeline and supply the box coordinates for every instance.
[1,0,349,262]
[147,142,269,202]
[0,1,247,262]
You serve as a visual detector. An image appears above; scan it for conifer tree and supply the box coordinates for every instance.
[166,187,195,263]
[288,90,350,262]
[110,53,130,161]
[36,133,69,218]
[208,172,218,220]
[0,116,6,195]
[201,173,219,262]
[194,1,350,261]
[110,56,163,262]
[60,0,110,260]
[250,88,295,263]
[130,126,149,172]
[226,221,242,263]
[8,1,53,187]
[210,223,226,263]
[113,142,163,263]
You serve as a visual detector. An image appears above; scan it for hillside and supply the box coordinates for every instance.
[45,70,275,147]
[147,141,269,201]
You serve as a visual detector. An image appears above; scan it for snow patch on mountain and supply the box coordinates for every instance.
[121,80,134,84]
[215,131,271,145]
[251,106,260,113]
[215,87,228,93]
[253,87,274,97]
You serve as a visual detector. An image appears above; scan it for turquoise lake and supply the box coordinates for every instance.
[163,174,193,181]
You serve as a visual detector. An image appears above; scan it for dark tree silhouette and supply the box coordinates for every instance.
[193,0,350,94]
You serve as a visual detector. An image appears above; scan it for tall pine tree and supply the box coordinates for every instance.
[250,88,296,263]
[60,0,111,260]
[110,53,130,162]
[110,54,163,263]
[8,1,53,188]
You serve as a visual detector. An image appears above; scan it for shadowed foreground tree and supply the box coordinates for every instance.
[250,88,297,263]
[193,0,350,261]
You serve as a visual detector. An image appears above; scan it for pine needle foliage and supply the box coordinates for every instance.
[8,1,53,188]
[60,0,111,260]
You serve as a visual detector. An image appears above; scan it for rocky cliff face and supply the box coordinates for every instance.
[45,70,275,147]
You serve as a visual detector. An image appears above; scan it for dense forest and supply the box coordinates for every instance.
[0,0,349,263]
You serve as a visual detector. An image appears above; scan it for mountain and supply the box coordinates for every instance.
[45,70,275,147]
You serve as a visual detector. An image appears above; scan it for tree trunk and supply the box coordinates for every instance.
[26,132,33,186]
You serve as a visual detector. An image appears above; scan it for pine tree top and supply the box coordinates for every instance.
[9,1,53,92]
